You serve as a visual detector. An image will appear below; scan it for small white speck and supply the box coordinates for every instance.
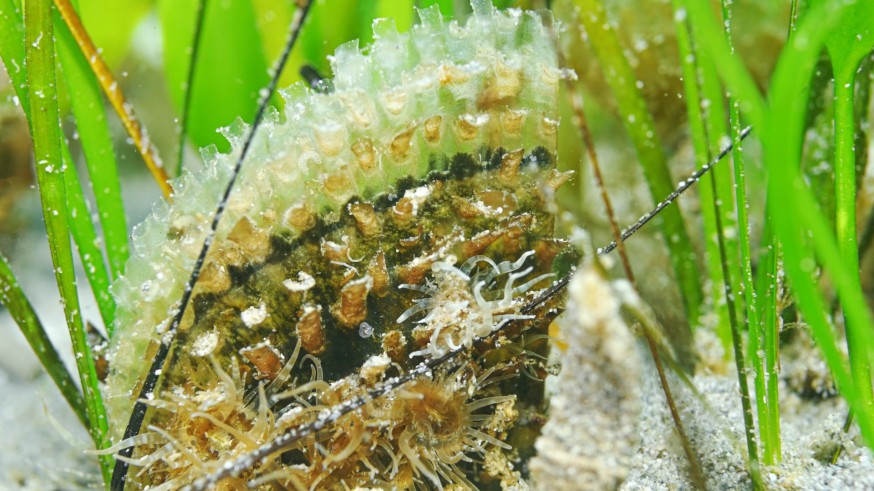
[241,302,268,327]
[190,330,219,356]
[283,271,316,292]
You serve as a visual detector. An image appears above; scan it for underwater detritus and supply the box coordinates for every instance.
[530,257,642,490]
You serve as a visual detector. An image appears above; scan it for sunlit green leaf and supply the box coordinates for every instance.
[78,0,151,68]
[158,0,271,152]
[815,0,874,424]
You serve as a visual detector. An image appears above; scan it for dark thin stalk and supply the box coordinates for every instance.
[722,0,779,465]
[109,3,313,489]
[643,334,707,489]
[564,63,706,490]
[597,127,751,256]
[859,60,874,262]
[678,11,761,483]
[562,71,634,293]
[710,157,762,486]
[175,0,209,177]
[573,0,704,327]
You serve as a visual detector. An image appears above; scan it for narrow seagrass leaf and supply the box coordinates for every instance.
[763,0,874,447]
[671,0,732,347]
[719,0,780,465]
[1,0,118,335]
[59,143,117,333]
[683,0,874,446]
[816,0,874,412]
[22,0,112,480]
[0,254,88,428]
[670,1,761,482]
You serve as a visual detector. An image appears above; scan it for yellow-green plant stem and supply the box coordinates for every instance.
[573,0,703,329]
[54,0,125,330]
[23,0,111,482]
[721,0,779,465]
[834,66,872,422]
[54,0,173,199]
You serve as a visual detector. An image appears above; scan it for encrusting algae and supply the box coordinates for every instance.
[105,2,579,489]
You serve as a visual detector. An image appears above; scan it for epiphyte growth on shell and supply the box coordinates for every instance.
[106,2,571,489]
